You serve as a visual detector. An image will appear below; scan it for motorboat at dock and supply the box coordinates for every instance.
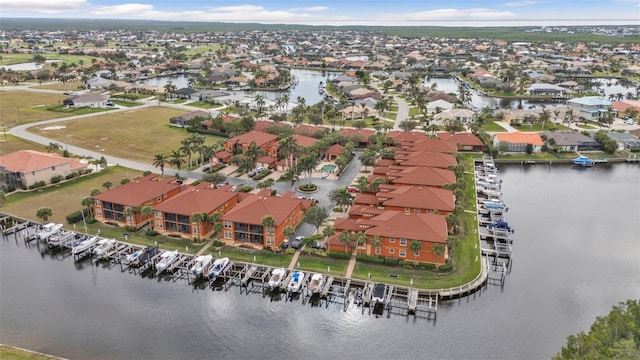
[126,245,159,267]
[267,267,287,290]
[36,223,63,241]
[208,257,229,280]
[307,273,326,296]
[155,250,180,274]
[286,271,305,293]
[190,255,213,278]
[372,283,386,304]
[92,238,116,258]
[71,235,99,256]
[47,230,76,248]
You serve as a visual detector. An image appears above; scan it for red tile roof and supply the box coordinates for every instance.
[394,151,457,169]
[378,186,454,212]
[362,211,447,243]
[437,132,484,147]
[93,174,180,207]
[494,132,544,146]
[387,166,455,187]
[227,130,278,147]
[222,193,303,226]
[292,134,319,148]
[0,150,87,173]
[402,138,458,153]
[153,185,237,215]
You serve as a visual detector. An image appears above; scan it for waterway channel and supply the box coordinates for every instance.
[1,164,638,359]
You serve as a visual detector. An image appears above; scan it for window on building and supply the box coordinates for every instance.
[389,237,395,243]
[51,166,55,170]
[156,196,162,202]
[224,231,232,239]
[95,210,102,216]
[404,207,410,213]
[155,220,163,228]
[414,251,420,257]
[266,227,274,235]
[375,247,381,255]
[94,200,101,206]
[266,236,274,245]
[223,221,232,228]
[389,248,395,254]
[399,250,406,257]
[414,208,420,213]
[400,238,407,246]
[154,211,162,218]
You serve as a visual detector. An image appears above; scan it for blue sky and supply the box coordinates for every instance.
[0,0,638,25]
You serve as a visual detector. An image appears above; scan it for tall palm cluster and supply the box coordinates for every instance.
[152,134,221,176]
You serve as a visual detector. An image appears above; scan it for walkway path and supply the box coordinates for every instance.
[344,247,358,278]
[195,238,216,256]
[494,121,519,133]
[392,95,410,130]
[287,249,301,270]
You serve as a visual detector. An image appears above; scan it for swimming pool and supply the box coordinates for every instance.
[321,164,337,172]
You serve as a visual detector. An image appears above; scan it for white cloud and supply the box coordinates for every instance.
[92,3,154,15]
[380,8,518,21]
[287,6,329,12]
[503,1,540,6]
[0,0,87,12]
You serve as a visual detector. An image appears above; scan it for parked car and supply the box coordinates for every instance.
[624,118,635,125]
[347,186,359,193]
[290,236,304,250]
[106,101,115,107]
[247,170,257,178]
[202,166,211,172]
[256,166,265,173]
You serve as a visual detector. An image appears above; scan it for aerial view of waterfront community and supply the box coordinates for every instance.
[0,1,639,359]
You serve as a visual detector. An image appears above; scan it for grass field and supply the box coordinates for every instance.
[0,53,99,67]
[0,134,46,155]
[297,253,348,276]
[28,106,224,163]
[515,123,571,132]
[216,246,293,267]
[0,345,60,360]
[2,166,142,225]
[34,80,84,92]
[0,91,70,127]
[482,120,507,132]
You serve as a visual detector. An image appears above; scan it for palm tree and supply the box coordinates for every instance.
[354,231,367,254]
[338,231,353,254]
[208,212,223,239]
[244,141,265,162]
[153,153,168,176]
[81,196,94,217]
[261,215,276,242]
[141,205,154,230]
[168,150,185,176]
[281,94,290,114]
[254,94,266,116]
[296,96,306,118]
[102,181,112,191]
[409,240,423,266]
[299,153,319,185]
[180,138,195,168]
[278,136,300,171]
[355,176,369,193]
[45,142,61,153]
[36,207,53,222]
[191,213,205,238]
[432,243,445,270]
[329,188,353,209]
[539,109,551,131]
[303,206,330,234]
[371,235,382,258]
[283,225,295,241]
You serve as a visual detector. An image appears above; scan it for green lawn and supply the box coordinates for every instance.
[0,134,46,155]
[482,120,507,132]
[297,253,348,276]
[216,246,293,267]
[47,105,109,116]
[514,122,571,132]
[0,345,59,360]
[111,100,140,107]
[187,101,221,109]
[408,107,420,117]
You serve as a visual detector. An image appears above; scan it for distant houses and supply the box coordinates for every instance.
[63,93,108,108]
[0,150,88,189]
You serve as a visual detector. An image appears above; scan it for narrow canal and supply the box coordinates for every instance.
[1,164,638,359]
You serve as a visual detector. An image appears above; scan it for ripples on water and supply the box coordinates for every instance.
[1,165,639,360]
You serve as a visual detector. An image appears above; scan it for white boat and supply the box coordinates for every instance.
[71,235,99,256]
[267,268,287,290]
[155,250,180,274]
[372,283,386,303]
[208,257,229,280]
[36,223,63,241]
[47,230,75,248]
[92,239,116,258]
[307,273,325,295]
[190,255,213,277]
[287,271,305,293]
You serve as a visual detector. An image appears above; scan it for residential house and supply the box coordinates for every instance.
[567,96,612,121]
[401,138,458,154]
[329,211,448,264]
[0,150,88,188]
[92,174,182,228]
[152,183,238,239]
[224,130,279,156]
[526,83,566,96]
[221,191,311,248]
[607,132,640,150]
[540,131,602,152]
[394,150,457,169]
[426,99,454,114]
[437,132,485,152]
[433,108,476,124]
[376,185,455,215]
[493,132,544,153]
[385,166,456,188]
[339,128,376,148]
[169,110,211,127]
[63,93,107,108]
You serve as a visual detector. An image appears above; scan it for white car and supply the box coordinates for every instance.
[624,118,635,125]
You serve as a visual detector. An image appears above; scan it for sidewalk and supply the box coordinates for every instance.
[288,249,301,270]
[344,247,358,278]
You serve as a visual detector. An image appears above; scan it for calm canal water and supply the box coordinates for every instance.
[1,164,639,360]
